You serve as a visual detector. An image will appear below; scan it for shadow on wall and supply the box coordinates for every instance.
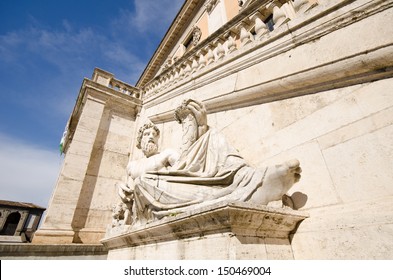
[283,192,308,210]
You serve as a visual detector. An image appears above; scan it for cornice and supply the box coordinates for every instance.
[63,78,142,153]
[143,0,393,123]
[136,0,203,88]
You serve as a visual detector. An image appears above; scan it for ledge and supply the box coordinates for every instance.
[101,202,308,250]
[0,243,108,258]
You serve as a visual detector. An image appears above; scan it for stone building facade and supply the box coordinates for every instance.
[0,200,45,243]
[30,0,393,259]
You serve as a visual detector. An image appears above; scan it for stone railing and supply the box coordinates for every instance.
[108,77,141,99]
[92,68,141,99]
[143,0,318,99]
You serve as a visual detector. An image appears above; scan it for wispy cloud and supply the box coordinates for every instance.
[115,0,184,36]
[0,16,149,125]
[0,1,184,209]
[0,17,146,81]
[1,25,101,74]
[0,133,61,208]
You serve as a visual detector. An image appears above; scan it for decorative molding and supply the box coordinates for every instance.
[136,0,200,87]
[144,0,393,122]
[205,0,219,14]
[102,202,308,249]
[149,44,393,123]
[63,77,142,154]
[192,26,202,46]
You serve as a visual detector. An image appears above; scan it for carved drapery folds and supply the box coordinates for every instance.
[114,99,303,227]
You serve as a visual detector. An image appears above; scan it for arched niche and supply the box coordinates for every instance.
[0,211,21,236]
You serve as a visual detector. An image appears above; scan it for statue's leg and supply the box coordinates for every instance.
[123,205,132,225]
[250,159,301,205]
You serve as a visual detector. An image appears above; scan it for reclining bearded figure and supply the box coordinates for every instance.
[117,99,302,227]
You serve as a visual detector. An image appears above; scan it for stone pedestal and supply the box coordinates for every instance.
[101,202,308,259]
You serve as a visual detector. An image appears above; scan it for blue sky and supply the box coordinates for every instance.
[0,0,184,207]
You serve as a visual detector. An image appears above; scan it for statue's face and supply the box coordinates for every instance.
[181,113,198,153]
[141,127,159,157]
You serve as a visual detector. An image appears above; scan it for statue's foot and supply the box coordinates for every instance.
[273,159,302,186]
[251,159,302,205]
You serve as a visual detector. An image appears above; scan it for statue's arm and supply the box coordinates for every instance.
[162,148,180,167]
[117,162,136,203]
[117,181,134,203]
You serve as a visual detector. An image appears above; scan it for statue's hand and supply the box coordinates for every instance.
[186,100,207,127]
[185,100,208,137]
[116,182,134,203]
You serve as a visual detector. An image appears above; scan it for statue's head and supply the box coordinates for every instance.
[175,99,208,153]
[136,122,160,157]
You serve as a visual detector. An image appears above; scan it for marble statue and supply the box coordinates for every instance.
[111,202,130,227]
[117,99,301,226]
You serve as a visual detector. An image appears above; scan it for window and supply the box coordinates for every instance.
[26,214,37,229]
[0,212,21,235]
[184,35,194,51]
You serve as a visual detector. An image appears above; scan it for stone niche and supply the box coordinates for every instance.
[102,202,308,260]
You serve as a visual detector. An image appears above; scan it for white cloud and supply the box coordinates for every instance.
[116,0,184,35]
[0,19,145,78]
[0,18,148,118]
[0,133,61,208]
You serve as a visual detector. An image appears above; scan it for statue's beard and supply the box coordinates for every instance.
[181,114,198,155]
[142,141,158,157]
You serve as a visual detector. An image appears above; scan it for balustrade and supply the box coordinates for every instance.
[238,21,253,47]
[198,50,207,69]
[252,11,269,40]
[293,0,316,14]
[191,55,199,73]
[109,78,140,99]
[214,38,226,61]
[206,45,215,65]
[272,3,289,27]
[225,30,238,54]
[143,0,318,99]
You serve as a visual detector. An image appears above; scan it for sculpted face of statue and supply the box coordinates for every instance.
[180,112,198,154]
[140,127,159,157]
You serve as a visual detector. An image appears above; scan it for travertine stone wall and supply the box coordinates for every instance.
[32,0,393,259]
[107,233,294,260]
[0,244,107,260]
[103,203,306,260]
[34,96,107,244]
[34,76,141,244]
[137,0,393,259]
[72,104,138,243]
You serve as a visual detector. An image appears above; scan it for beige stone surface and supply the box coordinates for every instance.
[291,197,393,259]
[34,70,141,245]
[323,125,393,203]
[0,244,107,260]
[122,1,393,259]
[103,202,306,260]
[34,0,393,260]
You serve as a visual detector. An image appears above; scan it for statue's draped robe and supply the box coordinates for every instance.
[133,129,267,222]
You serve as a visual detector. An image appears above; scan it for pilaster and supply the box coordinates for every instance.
[33,69,142,244]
